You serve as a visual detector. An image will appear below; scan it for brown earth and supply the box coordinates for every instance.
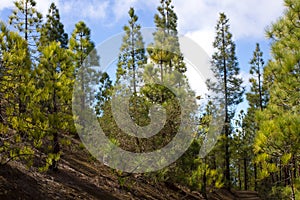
[0,138,259,200]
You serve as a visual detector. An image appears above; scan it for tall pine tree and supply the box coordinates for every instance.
[33,41,74,171]
[39,2,68,49]
[244,43,268,190]
[116,7,147,94]
[70,21,100,111]
[0,22,33,165]
[9,0,42,47]
[254,0,300,198]
[115,7,147,150]
[147,0,186,82]
[206,13,245,189]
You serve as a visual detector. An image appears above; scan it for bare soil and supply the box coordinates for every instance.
[0,138,256,200]
[0,138,205,200]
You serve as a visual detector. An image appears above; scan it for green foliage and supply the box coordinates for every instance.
[206,12,245,189]
[95,72,113,116]
[116,7,146,86]
[70,21,100,111]
[247,43,268,110]
[253,0,300,199]
[9,0,42,46]
[39,2,68,49]
[1,2,299,199]
[39,152,61,172]
[189,102,225,195]
[188,153,224,193]
[0,21,33,166]
[148,0,186,77]
[33,41,75,170]
[229,43,268,191]
[69,21,99,70]
[207,13,245,117]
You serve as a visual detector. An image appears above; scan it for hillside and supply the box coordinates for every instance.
[1,0,299,199]
[0,137,261,200]
[0,138,206,200]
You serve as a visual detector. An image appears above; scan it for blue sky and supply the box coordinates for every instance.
[0,0,285,114]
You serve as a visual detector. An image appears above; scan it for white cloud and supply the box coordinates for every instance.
[173,0,284,40]
[85,1,109,19]
[184,28,215,56]
[1,0,285,34]
[173,0,284,60]
[185,62,208,99]
[0,0,14,11]
[111,0,138,21]
[110,0,158,23]
[47,0,109,21]
[36,0,60,16]
[0,0,110,34]
[0,0,60,16]
[98,0,284,64]
[239,70,253,91]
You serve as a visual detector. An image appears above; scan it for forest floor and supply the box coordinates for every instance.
[0,138,253,200]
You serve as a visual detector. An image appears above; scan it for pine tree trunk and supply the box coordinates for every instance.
[279,160,282,185]
[160,59,163,82]
[202,159,207,199]
[238,162,241,190]
[285,167,289,186]
[50,84,59,171]
[244,157,248,190]
[51,131,60,171]
[254,163,257,190]
[290,169,296,200]
[222,27,231,190]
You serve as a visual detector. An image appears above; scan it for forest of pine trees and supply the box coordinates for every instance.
[0,0,299,199]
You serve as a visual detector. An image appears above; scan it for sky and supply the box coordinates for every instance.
[0,0,286,115]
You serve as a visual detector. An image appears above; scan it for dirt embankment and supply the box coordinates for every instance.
[0,140,205,200]
[0,140,259,200]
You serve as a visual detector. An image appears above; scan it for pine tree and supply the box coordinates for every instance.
[8,0,42,112]
[243,43,268,190]
[247,43,268,111]
[116,7,147,93]
[143,0,187,122]
[145,0,186,143]
[254,0,300,199]
[39,2,68,49]
[33,41,74,171]
[0,21,31,119]
[231,110,245,190]
[147,0,186,82]
[232,109,256,190]
[138,0,197,180]
[115,7,147,149]
[188,101,224,197]
[70,21,100,111]
[206,13,245,189]
[95,72,112,116]
[9,0,42,46]
[0,22,33,165]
